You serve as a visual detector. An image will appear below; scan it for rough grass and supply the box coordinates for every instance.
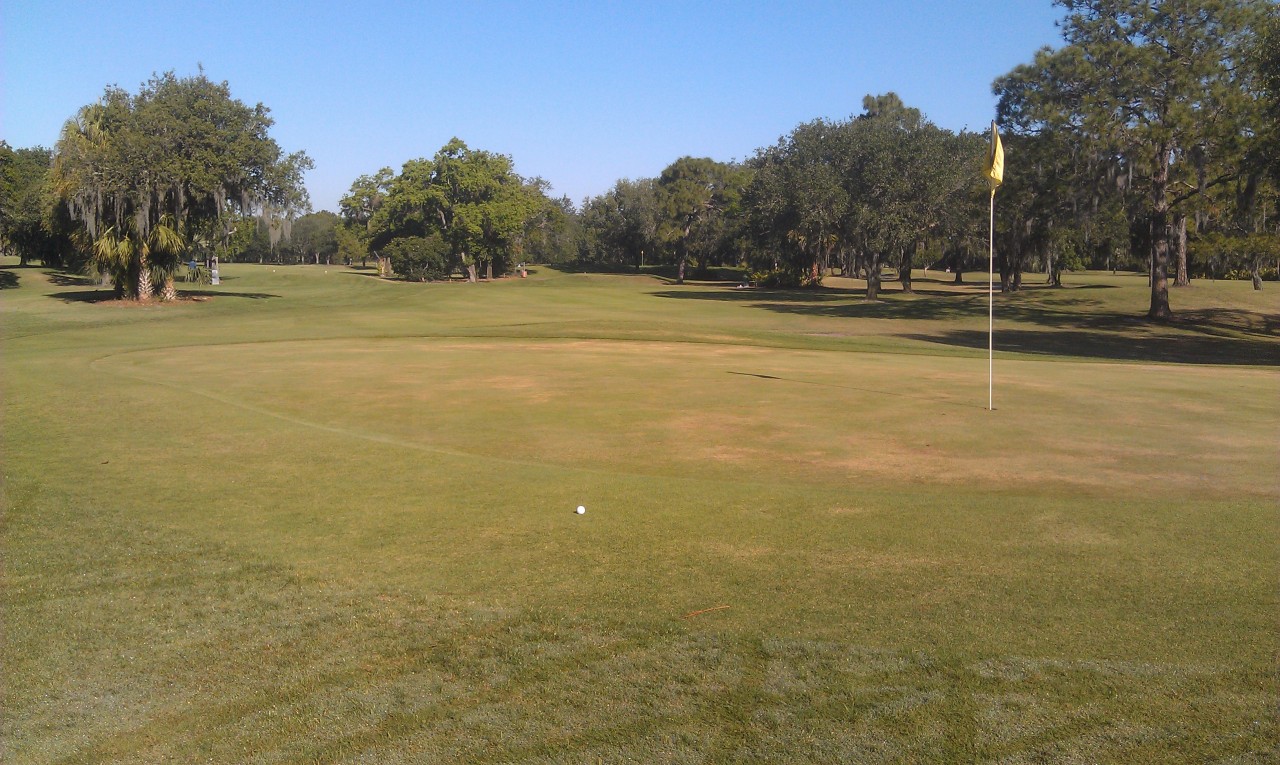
[3,261,1277,763]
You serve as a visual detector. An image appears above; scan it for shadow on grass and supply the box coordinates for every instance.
[651,287,997,322]
[906,328,1280,366]
[727,370,987,407]
[47,288,280,303]
[47,289,121,303]
[0,270,19,289]
[340,271,477,283]
[546,262,745,283]
[179,289,278,300]
[47,272,99,287]
[653,284,1279,365]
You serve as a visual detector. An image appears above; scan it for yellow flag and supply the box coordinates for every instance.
[985,121,1004,190]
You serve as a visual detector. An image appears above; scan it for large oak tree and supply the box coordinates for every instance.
[52,72,311,300]
[360,139,549,282]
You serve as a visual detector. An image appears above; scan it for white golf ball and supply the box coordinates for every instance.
[576,505,586,515]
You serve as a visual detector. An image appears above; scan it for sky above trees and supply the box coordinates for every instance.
[4,1,1062,213]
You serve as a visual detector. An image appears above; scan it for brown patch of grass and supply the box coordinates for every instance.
[475,376,558,404]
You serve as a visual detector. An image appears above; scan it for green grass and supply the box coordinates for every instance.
[3,260,1277,763]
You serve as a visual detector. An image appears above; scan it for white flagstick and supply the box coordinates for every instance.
[988,188,995,411]
[984,119,1003,411]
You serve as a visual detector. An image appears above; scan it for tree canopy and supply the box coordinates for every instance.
[349,139,550,281]
[0,143,67,266]
[745,94,984,296]
[50,71,311,299]
[995,0,1273,315]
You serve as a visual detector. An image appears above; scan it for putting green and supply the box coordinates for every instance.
[99,336,1276,497]
[8,264,1278,763]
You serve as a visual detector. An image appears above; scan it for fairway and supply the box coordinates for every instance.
[4,262,1278,763]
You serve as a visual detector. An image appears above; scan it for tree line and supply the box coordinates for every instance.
[567,94,987,300]
[338,95,1000,299]
[995,0,1278,317]
[2,0,1276,317]
[332,0,1277,315]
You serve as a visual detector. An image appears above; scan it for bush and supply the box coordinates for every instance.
[383,235,450,281]
[1223,267,1277,281]
[749,269,806,288]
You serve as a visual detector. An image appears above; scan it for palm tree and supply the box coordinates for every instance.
[89,215,184,301]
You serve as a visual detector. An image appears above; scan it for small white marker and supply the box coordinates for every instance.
[575,505,586,515]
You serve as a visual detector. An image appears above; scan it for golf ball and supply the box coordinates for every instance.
[576,506,586,515]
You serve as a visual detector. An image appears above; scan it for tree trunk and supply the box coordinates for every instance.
[160,274,177,301]
[1147,142,1174,320]
[677,225,691,284]
[1252,261,1263,290]
[135,254,152,302]
[485,260,493,281]
[899,248,913,293]
[466,262,478,283]
[865,257,881,300]
[1173,214,1189,287]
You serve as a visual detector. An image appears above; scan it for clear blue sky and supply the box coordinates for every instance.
[3,1,1063,213]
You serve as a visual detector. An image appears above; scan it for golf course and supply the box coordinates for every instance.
[3,260,1276,762]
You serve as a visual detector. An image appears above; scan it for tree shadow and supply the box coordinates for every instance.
[906,327,1280,366]
[47,289,120,303]
[0,270,18,289]
[47,289,280,303]
[652,283,1279,365]
[726,370,986,407]
[546,263,745,283]
[748,294,1153,328]
[178,289,278,300]
[651,286,868,304]
[47,272,100,287]
[546,262,658,276]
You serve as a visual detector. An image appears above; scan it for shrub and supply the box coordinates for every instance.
[749,269,806,288]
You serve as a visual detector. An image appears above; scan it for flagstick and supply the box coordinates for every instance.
[988,188,995,412]
[984,119,1003,411]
